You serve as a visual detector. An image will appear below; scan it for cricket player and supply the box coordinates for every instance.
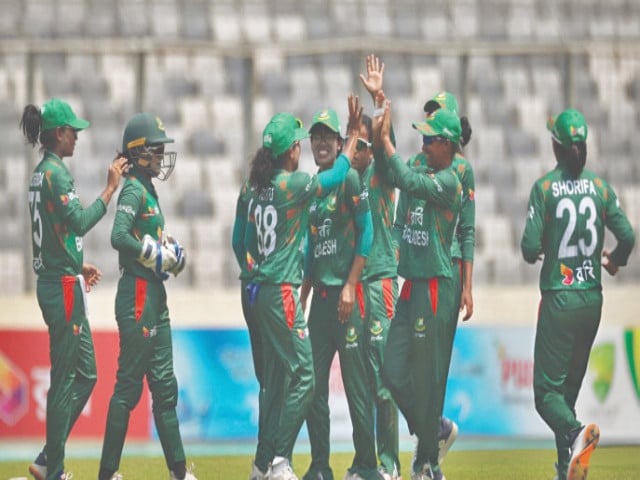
[22,98,125,480]
[98,113,196,480]
[244,95,364,480]
[521,109,635,480]
[300,107,375,480]
[376,98,462,480]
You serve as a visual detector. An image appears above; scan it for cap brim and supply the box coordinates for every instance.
[294,128,310,142]
[148,136,175,144]
[309,121,340,134]
[412,121,438,137]
[68,118,90,130]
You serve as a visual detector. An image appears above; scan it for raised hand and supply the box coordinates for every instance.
[343,94,364,161]
[359,54,385,102]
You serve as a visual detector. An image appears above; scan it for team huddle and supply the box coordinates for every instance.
[23,52,634,480]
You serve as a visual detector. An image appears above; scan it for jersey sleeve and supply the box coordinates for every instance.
[603,182,635,267]
[232,183,249,269]
[50,168,106,236]
[385,153,459,206]
[456,158,476,263]
[111,181,144,257]
[520,181,546,264]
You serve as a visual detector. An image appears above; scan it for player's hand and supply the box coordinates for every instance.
[107,156,128,190]
[460,287,474,321]
[359,54,385,102]
[372,91,387,149]
[346,94,363,136]
[163,234,186,277]
[81,263,102,292]
[602,250,619,276]
[137,234,178,280]
[338,283,355,323]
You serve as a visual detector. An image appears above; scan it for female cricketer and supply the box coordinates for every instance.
[375,98,462,480]
[300,105,375,480]
[521,109,635,480]
[22,98,125,480]
[98,113,196,480]
[244,94,363,480]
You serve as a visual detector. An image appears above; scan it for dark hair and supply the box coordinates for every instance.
[460,116,472,147]
[553,140,587,178]
[361,114,373,143]
[19,104,57,152]
[249,147,278,191]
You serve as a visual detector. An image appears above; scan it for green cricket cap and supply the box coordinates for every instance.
[423,91,459,117]
[412,108,462,143]
[263,112,309,157]
[547,109,588,147]
[41,98,90,131]
[309,108,341,135]
[122,112,174,153]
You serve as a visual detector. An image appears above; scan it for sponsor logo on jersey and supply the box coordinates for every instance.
[318,218,332,238]
[560,260,596,286]
[73,323,82,336]
[560,263,574,285]
[527,205,535,220]
[59,191,78,206]
[297,328,308,339]
[117,204,136,216]
[140,206,159,219]
[468,188,475,201]
[30,172,44,187]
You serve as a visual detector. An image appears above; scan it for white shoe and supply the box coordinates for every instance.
[170,463,198,480]
[28,452,47,480]
[267,458,298,480]
[567,424,600,480]
[250,462,268,480]
[437,417,458,465]
[110,473,123,480]
[343,470,365,480]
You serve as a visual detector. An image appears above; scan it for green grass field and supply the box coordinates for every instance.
[1,447,638,480]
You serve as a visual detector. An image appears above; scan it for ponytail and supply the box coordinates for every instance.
[567,141,587,178]
[249,147,276,191]
[20,104,58,152]
[19,104,42,147]
[553,140,587,178]
[460,116,472,147]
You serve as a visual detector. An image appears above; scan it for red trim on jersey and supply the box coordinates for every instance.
[135,277,147,322]
[429,277,439,316]
[356,282,365,319]
[381,277,395,320]
[61,275,76,322]
[400,279,412,301]
[281,284,295,330]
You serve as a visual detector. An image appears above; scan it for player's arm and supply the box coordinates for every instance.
[603,184,635,270]
[110,184,144,256]
[520,182,545,264]
[300,232,314,311]
[458,159,476,321]
[232,184,249,269]
[52,170,108,236]
[392,189,408,259]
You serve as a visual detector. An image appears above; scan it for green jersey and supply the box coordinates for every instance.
[403,152,475,262]
[247,169,319,285]
[28,151,107,278]
[307,169,370,286]
[111,169,165,282]
[521,160,635,291]
[386,153,461,280]
[358,160,397,281]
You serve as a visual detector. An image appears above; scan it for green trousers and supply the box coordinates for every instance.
[243,281,289,472]
[534,288,602,474]
[37,275,97,480]
[253,283,315,463]
[382,277,456,471]
[306,283,378,480]
[366,277,400,476]
[100,273,185,473]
